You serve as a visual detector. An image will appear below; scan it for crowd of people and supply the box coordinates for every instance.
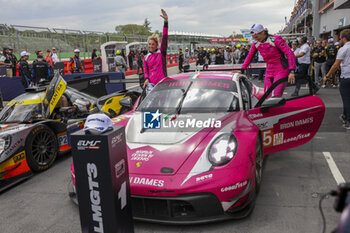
[113,47,148,74]
[0,46,87,88]
[181,44,251,70]
[182,33,342,93]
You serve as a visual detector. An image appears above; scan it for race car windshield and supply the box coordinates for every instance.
[137,79,239,113]
[0,103,44,123]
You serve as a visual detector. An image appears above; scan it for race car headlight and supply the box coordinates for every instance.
[208,134,237,166]
[0,135,11,155]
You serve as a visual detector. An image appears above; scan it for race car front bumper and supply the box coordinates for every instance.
[68,181,255,224]
[131,190,255,224]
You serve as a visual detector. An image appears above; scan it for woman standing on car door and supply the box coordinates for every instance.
[241,24,296,97]
[143,9,168,89]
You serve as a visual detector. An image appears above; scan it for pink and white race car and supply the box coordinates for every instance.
[69,71,325,224]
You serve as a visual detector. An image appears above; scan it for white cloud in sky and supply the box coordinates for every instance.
[0,0,295,36]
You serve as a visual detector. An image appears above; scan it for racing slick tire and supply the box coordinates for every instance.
[255,134,263,194]
[25,125,58,172]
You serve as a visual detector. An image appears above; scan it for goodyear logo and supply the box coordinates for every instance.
[13,151,25,164]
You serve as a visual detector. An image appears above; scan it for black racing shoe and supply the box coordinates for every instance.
[339,114,347,124]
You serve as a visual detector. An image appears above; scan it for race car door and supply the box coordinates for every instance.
[43,73,67,118]
[247,76,325,156]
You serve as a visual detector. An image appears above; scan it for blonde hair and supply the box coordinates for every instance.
[148,34,160,45]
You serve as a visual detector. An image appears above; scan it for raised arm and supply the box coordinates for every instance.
[160,9,168,54]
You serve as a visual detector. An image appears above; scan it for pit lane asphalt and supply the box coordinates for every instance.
[0,66,349,233]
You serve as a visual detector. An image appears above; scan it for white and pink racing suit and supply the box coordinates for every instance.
[144,22,168,85]
[242,35,296,97]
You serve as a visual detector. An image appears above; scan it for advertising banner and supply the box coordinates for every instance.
[209,38,248,42]
[241,29,252,41]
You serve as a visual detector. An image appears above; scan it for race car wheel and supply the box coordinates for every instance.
[25,125,58,172]
[255,135,263,194]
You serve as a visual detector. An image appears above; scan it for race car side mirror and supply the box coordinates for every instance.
[119,97,132,108]
[260,97,286,113]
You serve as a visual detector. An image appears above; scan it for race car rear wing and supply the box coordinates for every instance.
[185,63,266,72]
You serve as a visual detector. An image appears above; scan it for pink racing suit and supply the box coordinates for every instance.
[242,35,296,97]
[144,22,168,85]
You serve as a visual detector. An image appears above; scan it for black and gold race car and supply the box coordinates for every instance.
[0,74,140,191]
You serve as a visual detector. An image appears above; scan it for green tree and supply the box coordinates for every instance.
[228,33,244,38]
[115,24,150,35]
[143,18,151,33]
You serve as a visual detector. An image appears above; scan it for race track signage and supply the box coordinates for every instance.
[209,38,248,42]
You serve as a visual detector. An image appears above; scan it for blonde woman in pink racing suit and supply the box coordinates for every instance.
[242,24,296,97]
[143,9,168,89]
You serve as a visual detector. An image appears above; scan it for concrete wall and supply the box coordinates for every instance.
[319,8,349,37]
[313,0,350,39]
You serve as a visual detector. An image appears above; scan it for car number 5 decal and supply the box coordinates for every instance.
[262,129,274,148]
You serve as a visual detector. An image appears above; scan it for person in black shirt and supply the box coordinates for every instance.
[324,38,339,87]
[91,48,98,60]
[239,45,249,64]
[178,48,184,73]
[8,48,18,76]
[128,48,135,70]
[19,51,34,88]
[215,48,225,64]
[196,47,206,66]
[311,40,326,87]
[32,54,52,83]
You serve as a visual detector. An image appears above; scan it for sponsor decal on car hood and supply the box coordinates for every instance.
[125,112,235,176]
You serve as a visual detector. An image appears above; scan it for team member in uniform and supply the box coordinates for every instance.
[325,29,350,129]
[224,46,232,64]
[242,24,296,97]
[143,9,168,88]
[67,49,85,74]
[311,40,326,88]
[0,47,13,77]
[178,48,184,73]
[196,47,206,66]
[234,44,241,64]
[209,49,216,65]
[216,48,225,64]
[32,53,52,83]
[19,51,34,88]
[324,38,338,87]
[293,37,317,96]
[114,50,127,73]
[184,48,190,70]
[8,48,18,76]
[239,45,249,64]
